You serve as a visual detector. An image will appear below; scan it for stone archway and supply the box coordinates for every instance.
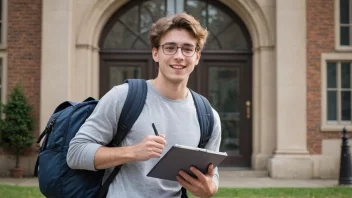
[74,0,276,170]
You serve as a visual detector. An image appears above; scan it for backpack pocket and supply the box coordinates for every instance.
[38,148,64,198]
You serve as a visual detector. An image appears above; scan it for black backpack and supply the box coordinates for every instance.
[35,79,214,198]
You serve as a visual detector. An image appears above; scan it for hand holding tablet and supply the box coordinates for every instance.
[147,144,227,181]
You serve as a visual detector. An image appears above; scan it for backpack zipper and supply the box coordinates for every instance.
[38,117,58,150]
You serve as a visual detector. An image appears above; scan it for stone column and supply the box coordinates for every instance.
[268,0,313,178]
[73,0,129,101]
[252,46,277,170]
[40,0,73,131]
[74,45,99,100]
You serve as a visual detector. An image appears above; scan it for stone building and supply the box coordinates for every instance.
[0,0,351,179]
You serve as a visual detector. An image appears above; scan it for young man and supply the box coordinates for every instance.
[67,12,221,198]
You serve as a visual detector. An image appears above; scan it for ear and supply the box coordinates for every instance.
[152,47,159,62]
[195,51,201,66]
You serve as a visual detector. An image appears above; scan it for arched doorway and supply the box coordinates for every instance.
[99,0,253,167]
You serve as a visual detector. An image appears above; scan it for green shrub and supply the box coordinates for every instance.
[0,83,35,168]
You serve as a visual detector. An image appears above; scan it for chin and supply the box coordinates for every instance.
[167,76,188,84]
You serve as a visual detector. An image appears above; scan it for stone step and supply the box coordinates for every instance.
[219,168,269,178]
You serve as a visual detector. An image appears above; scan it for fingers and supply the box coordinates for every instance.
[133,133,168,161]
[178,167,215,197]
[207,164,214,177]
[146,135,167,145]
[190,167,208,184]
[134,144,164,160]
[187,164,214,187]
[151,147,164,155]
[144,144,164,154]
[141,135,166,152]
[178,170,198,185]
[176,175,194,191]
[142,135,166,157]
[146,141,165,150]
[149,151,163,158]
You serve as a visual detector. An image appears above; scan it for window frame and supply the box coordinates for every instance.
[0,0,7,49]
[336,0,352,51]
[0,0,6,104]
[321,53,352,131]
[166,0,184,14]
[99,0,251,51]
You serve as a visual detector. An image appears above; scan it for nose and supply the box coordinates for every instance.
[174,47,184,60]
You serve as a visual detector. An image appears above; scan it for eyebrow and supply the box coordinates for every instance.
[163,42,195,47]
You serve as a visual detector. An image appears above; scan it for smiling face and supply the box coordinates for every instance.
[152,28,201,85]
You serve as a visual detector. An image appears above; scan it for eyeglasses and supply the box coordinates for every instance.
[158,43,197,57]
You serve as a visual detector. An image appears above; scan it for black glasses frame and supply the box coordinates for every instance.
[157,43,198,57]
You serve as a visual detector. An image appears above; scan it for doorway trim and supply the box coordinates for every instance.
[74,0,276,170]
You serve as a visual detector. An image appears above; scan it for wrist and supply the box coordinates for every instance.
[124,145,137,161]
[115,145,135,162]
[210,181,218,195]
[200,181,217,198]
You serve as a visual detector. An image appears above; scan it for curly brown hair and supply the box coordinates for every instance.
[149,12,208,51]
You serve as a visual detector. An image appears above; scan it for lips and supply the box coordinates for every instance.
[170,65,186,69]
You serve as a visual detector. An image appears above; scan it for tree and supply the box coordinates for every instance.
[0,83,35,170]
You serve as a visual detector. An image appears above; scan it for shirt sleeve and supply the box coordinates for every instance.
[204,108,222,189]
[66,85,128,171]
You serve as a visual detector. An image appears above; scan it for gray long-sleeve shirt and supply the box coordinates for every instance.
[67,80,222,198]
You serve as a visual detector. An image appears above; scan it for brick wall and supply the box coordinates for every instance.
[306,0,351,154]
[7,0,42,154]
[2,0,350,158]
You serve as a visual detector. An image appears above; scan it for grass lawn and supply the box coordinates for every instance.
[0,185,351,198]
[198,187,352,198]
[0,185,44,198]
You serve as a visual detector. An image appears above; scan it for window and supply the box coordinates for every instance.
[340,0,352,46]
[0,0,6,46]
[0,0,2,44]
[326,61,352,124]
[100,0,250,51]
[0,0,6,103]
[167,0,184,14]
[329,1,352,129]
[0,0,6,104]
[321,54,352,131]
[337,0,352,49]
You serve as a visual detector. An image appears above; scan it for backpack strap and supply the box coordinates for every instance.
[110,79,148,147]
[190,90,214,148]
[181,90,215,198]
[95,79,148,198]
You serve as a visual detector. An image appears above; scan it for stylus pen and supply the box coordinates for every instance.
[152,123,159,136]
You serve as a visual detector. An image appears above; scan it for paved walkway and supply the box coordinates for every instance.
[0,170,341,188]
[219,170,339,188]
[220,177,338,188]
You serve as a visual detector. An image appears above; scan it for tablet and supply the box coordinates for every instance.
[146,144,227,181]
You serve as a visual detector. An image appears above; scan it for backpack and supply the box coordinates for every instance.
[34,79,214,198]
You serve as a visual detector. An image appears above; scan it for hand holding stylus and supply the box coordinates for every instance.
[129,123,166,161]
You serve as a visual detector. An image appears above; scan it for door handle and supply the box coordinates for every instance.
[246,100,251,120]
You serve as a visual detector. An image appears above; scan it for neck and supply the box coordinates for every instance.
[152,77,188,100]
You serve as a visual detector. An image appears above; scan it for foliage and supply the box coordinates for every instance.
[0,83,35,168]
